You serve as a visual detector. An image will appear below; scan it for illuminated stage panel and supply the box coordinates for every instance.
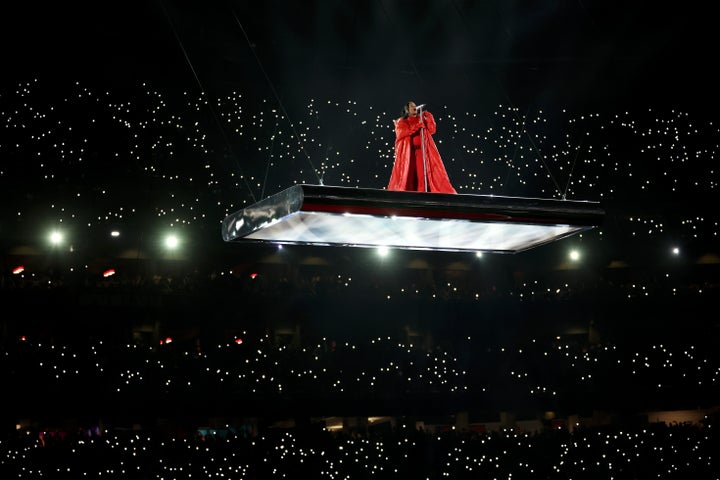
[221,184,604,253]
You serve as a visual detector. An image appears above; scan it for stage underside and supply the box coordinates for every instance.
[221,184,605,253]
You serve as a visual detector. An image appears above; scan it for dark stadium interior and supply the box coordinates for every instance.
[1,2,719,478]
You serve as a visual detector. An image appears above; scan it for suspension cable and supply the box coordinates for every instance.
[158,0,257,203]
[231,8,321,185]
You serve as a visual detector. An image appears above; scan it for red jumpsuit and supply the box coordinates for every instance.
[387,111,456,193]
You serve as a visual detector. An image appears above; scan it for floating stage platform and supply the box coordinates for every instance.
[221,184,604,254]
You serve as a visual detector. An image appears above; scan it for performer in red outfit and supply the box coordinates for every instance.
[387,101,457,193]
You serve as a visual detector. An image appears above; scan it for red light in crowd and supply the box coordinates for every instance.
[250,273,258,279]
[234,338,243,345]
[13,266,24,274]
[103,269,116,278]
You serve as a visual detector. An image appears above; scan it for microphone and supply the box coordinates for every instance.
[415,103,426,110]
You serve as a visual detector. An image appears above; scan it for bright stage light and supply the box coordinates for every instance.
[49,231,64,246]
[165,234,180,249]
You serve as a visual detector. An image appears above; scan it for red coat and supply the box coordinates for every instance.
[387,111,457,193]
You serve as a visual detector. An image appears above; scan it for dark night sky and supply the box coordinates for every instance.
[3,1,716,112]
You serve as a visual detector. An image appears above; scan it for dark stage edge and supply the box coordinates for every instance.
[221,184,604,253]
